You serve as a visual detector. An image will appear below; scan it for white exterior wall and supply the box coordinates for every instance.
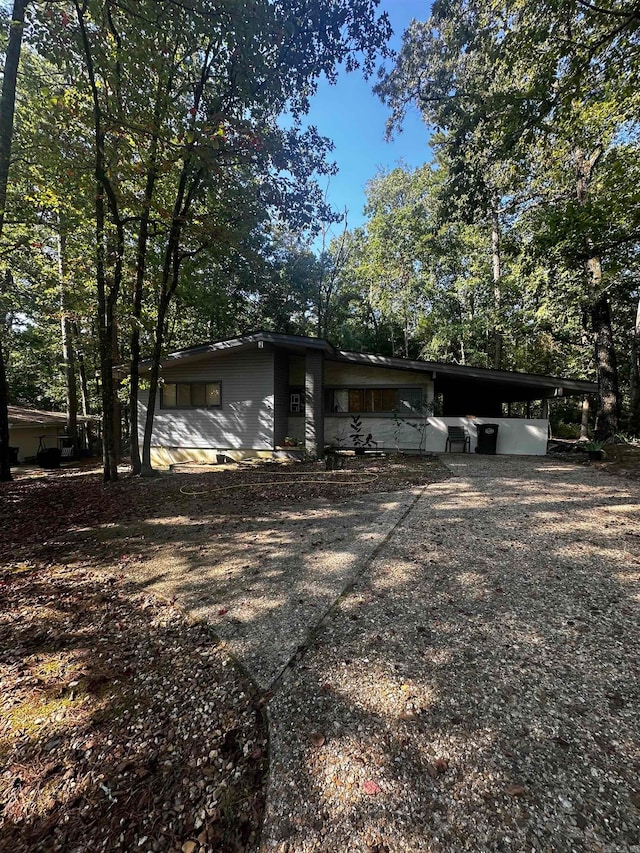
[138,348,275,461]
[289,415,549,455]
[9,425,61,462]
[289,360,435,452]
[428,417,549,455]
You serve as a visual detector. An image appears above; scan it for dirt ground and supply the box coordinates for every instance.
[0,455,448,568]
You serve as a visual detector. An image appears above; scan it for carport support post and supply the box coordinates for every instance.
[305,349,324,458]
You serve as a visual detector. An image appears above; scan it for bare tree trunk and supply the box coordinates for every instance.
[591,292,619,440]
[403,295,409,358]
[491,206,503,370]
[129,57,171,474]
[141,169,203,475]
[75,0,125,482]
[0,0,27,482]
[0,334,10,481]
[73,322,93,452]
[58,228,79,455]
[575,146,620,440]
[629,294,640,436]
[580,396,590,440]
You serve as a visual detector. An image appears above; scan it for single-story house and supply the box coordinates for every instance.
[8,406,94,463]
[137,331,597,467]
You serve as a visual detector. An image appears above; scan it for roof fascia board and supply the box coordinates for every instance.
[139,331,334,372]
[333,351,597,393]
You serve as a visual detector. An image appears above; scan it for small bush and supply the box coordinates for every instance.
[553,422,581,439]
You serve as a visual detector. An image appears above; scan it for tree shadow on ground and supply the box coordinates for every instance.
[0,567,267,852]
[262,462,640,851]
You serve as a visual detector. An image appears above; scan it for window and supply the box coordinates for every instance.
[289,388,305,414]
[161,382,221,408]
[324,387,423,414]
[289,391,304,415]
[398,388,423,412]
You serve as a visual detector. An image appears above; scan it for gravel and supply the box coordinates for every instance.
[260,455,640,852]
[4,453,639,852]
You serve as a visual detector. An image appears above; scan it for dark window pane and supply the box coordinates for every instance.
[399,389,422,411]
[163,383,176,408]
[191,384,206,406]
[348,389,363,412]
[206,383,221,406]
[177,384,191,406]
[382,389,398,411]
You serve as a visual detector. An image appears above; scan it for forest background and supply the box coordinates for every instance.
[0,0,638,482]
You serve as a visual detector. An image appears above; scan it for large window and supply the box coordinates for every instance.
[161,382,221,409]
[324,387,423,414]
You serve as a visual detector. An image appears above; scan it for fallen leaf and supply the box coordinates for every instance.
[218,607,228,616]
[362,779,381,795]
[607,692,625,709]
[399,709,419,722]
[181,842,198,853]
[427,758,448,778]
[506,784,526,797]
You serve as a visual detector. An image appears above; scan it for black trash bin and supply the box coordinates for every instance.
[475,423,499,454]
[37,447,62,469]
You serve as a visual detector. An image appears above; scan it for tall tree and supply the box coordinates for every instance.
[376,0,640,436]
[34,0,390,477]
[0,0,27,482]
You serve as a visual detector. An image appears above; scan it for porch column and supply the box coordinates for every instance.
[305,348,324,458]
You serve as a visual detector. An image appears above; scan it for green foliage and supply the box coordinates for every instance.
[0,0,392,464]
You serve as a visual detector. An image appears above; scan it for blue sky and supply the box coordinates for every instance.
[307,0,433,235]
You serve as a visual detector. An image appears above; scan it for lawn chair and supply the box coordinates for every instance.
[445,425,470,453]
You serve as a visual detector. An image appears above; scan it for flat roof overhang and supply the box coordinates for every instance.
[131,330,597,402]
[333,351,597,402]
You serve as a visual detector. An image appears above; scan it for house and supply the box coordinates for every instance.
[137,331,597,467]
[8,406,94,463]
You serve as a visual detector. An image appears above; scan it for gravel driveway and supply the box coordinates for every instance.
[260,455,640,852]
[127,453,640,851]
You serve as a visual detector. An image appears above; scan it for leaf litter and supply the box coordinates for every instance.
[0,564,268,852]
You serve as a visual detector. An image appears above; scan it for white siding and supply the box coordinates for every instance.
[9,426,60,462]
[293,416,549,455]
[322,361,433,451]
[429,417,549,455]
[138,348,274,451]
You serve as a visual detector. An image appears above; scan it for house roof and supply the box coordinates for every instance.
[8,405,96,427]
[138,330,597,401]
[138,330,334,371]
[332,350,597,402]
